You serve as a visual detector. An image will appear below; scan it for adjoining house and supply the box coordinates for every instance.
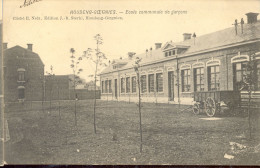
[3,43,101,103]
[3,43,44,102]
[100,12,260,105]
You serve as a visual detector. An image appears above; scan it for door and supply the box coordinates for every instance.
[114,79,117,99]
[168,71,174,101]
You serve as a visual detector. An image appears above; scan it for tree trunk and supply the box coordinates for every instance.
[73,72,77,127]
[94,78,97,134]
[137,74,142,153]
[248,90,252,139]
[58,85,61,119]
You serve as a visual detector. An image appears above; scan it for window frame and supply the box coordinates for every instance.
[140,75,147,93]
[156,73,163,92]
[108,80,112,93]
[208,65,220,91]
[181,69,191,92]
[131,76,137,93]
[126,77,130,93]
[121,77,125,93]
[148,74,155,92]
[193,67,204,92]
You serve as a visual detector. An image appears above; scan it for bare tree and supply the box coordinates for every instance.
[133,56,143,153]
[46,65,55,113]
[69,48,84,127]
[83,34,107,134]
[240,52,258,139]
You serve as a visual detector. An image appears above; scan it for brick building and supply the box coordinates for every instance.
[3,44,44,102]
[100,12,260,105]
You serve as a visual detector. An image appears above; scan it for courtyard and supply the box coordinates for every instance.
[4,100,260,165]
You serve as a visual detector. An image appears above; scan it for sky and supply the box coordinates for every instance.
[3,0,260,81]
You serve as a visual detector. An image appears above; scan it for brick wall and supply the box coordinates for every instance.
[3,46,44,102]
[100,42,260,104]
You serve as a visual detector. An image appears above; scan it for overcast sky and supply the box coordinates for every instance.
[3,0,260,81]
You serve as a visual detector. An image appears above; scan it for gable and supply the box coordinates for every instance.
[162,43,175,51]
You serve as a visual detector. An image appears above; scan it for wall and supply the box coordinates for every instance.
[3,47,44,102]
[100,42,260,104]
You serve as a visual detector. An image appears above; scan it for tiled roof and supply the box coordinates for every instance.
[101,21,260,75]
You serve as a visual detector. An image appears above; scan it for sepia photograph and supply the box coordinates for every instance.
[2,0,260,165]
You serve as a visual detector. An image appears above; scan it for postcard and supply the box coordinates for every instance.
[2,0,260,165]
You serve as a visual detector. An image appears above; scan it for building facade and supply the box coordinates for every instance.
[3,44,44,102]
[100,12,260,105]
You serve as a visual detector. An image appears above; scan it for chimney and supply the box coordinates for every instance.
[128,52,136,59]
[155,43,162,49]
[246,12,259,24]
[27,43,33,51]
[183,33,192,41]
[3,43,8,49]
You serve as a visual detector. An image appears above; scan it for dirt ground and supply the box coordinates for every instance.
[3,100,260,165]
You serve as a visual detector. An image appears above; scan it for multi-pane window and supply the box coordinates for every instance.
[121,78,125,93]
[105,80,108,93]
[156,73,163,92]
[126,77,130,93]
[102,81,104,93]
[194,67,204,91]
[132,76,136,93]
[181,69,191,92]
[148,74,154,92]
[208,65,220,91]
[140,75,147,93]
[256,61,260,91]
[18,71,25,81]
[18,87,25,99]
[233,62,247,90]
[108,80,112,93]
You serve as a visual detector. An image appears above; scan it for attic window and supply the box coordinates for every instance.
[113,65,117,69]
[165,50,176,57]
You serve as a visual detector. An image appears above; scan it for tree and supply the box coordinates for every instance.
[240,53,258,139]
[46,65,55,113]
[133,56,143,153]
[69,48,84,127]
[83,34,107,134]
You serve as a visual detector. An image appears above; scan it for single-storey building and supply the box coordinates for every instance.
[100,12,260,105]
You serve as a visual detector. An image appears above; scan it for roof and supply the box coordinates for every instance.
[101,20,260,75]
[4,45,44,66]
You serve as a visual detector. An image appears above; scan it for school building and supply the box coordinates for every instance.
[100,12,260,105]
